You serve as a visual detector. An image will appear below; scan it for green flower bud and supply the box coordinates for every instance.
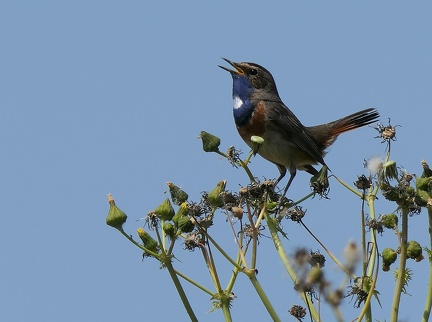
[416,177,432,191]
[200,131,221,153]
[407,241,423,261]
[163,222,176,238]
[137,228,158,255]
[154,198,175,221]
[177,216,195,233]
[172,202,189,226]
[167,182,188,205]
[380,182,400,202]
[380,214,398,229]
[382,248,397,271]
[415,189,432,207]
[208,180,227,208]
[106,194,127,230]
[250,135,264,155]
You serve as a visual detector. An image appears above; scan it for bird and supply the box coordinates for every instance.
[219,58,379,200]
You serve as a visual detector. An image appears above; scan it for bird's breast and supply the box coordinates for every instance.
[236,101,267,143]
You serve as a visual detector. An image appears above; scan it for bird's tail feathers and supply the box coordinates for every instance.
[329,108,380,136]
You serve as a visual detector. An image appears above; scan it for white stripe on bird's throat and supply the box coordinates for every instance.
[233,96,243,109]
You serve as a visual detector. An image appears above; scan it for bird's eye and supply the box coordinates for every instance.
[249,69,258,76]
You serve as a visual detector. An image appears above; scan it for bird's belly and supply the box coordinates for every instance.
[242,130,317,170]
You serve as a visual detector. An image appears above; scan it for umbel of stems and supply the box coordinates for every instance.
[106,123,432,321]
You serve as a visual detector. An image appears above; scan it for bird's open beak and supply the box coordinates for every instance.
[218,58,245,76]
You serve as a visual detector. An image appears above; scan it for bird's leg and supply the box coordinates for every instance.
[278,169,296,209]
[274,164,287,186]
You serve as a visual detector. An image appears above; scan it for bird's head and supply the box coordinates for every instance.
[219,58,280,100]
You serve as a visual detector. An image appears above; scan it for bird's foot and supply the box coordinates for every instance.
[310,166,330,198]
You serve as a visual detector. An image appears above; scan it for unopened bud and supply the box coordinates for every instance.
[380,182,400,202]
[167,182,188,205]
[250,135,264,155]
[163,222,176,238]
[380,214,398,229]
[200,131,221,153]
[154,198,175,221]
[172,202,189,226]
[106,194,127,230]
[416,176,432,192]
[208,180,227,208]
[416,189,432,207]
[137,228,158,255]
[382,248,397,271]
[407,241,423,261]
[177,216,195,233]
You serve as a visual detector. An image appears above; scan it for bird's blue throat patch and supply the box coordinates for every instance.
[231,75,254,126]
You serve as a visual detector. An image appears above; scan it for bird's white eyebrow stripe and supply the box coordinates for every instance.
[233,96,243,109]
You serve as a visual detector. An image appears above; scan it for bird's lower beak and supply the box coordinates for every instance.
[218,58,245,75]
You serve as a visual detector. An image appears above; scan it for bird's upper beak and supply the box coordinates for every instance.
[218,58,245,76]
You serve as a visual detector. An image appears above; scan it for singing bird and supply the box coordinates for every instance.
[219,58,379,198]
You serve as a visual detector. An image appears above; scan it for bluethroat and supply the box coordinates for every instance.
[219,58,379,200]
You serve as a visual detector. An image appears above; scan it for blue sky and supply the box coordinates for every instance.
[1,2,431,321]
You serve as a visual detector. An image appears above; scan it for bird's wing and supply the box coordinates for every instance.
[265,100,326,166]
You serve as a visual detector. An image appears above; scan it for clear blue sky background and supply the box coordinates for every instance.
[1,2,431,321]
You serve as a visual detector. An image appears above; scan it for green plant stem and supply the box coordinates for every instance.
[221,301,233,322]
[264,212,320,321]
[334,175,363,198]
[214,150,255,182]
[200,229,243,271]
[360,193,368,276]
[245,202,258,269]
[249,275,281,322]
[166,238,175,256]
[251,199,269,269]
[161,219,167,251]
[240,160,255,183]
[225,208,248,268]
[365,195,378,278]
[174,269,214,296]
[226,243,248,294]
[118,229,197,321]
[292,192,314,206]
[358,231,379,322]
[300,220,355,278]
[422,207,432,322]
[202,241,223,292]
[119,228,160,258]
[391,207,409,322]
[165,260,199,322]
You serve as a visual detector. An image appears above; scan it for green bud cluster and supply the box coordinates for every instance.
[407,241,423,262]
[382,248,397,271]
[415,163,432,207]
[380,214,398,229]
[172,202,195,233]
